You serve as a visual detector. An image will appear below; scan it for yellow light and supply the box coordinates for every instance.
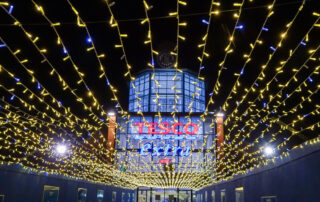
[178,1,187,6]
[211,10,220,15]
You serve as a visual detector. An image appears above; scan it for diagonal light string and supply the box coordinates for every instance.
[224,16,320,140]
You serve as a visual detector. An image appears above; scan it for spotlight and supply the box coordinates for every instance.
[56,144,67,154]
[108,112,115,116]
[264,146,275,156]
[216,112,224,117]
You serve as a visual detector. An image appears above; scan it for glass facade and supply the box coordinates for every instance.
[115,115,215,172]
[128,69,205,113]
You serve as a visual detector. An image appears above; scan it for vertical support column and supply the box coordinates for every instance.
[107,112,116,164]
[216,113,224,159]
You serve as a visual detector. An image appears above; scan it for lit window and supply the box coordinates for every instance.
[221,190,226,202]
[235,187,244,202]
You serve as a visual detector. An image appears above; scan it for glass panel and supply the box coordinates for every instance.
[261,196,277,202]
[221,190,226,202]
[97,190,104,202]
[138,190,147,202]
[112,192,117,202]
[42,186,59,202]
[235,187,244,202]
[164,189,178,202]
[77,188,87,202]
[152,189,164,201]
[211,190,215,202]
[179,191,191,202]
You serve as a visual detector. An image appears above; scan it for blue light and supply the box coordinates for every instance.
[240,69,244,75]
[202,19,209,25]
[106,79,110,86]
[263,102,267,108]
[63,47,67,54]
[140,143,151,156]
[14,77,20,82]
[37,82,41,90]
[262,27,269,31]
[270,46,276,51]
[0,44,6,48]
[308,77,313,82]
[58,101,62,106]
[8,5,14,14]
[236,25,244,29]
[151,59,154,66]
[300,41,306,46]
[10,95,15,100]
[86,37,92,43]
[200,66,205,70]
[209,92,213,96]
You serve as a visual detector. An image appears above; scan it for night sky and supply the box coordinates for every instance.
[0,0,320,147]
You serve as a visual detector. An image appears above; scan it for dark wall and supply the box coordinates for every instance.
[197,146,320,202]
[0,166,135,202]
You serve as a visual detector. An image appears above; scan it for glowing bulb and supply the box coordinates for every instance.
[108,112,115,116]
[264,146,275,156]
[216,112,224,117]
[56,144,67,154]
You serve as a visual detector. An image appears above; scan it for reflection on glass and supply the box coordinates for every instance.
[235,187,244,202]
[112,191,117,202]
[122,192,126,202]
[77,188,87,202]
[179,190,191,202]
[138,190,147,202]
[97,190,104,202]
[221,190,226,202]
[42,185,59,202]
[211,190,215,202]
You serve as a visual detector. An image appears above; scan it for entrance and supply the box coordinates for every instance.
[137,187,193,202]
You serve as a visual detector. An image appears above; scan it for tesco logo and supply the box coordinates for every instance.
[134,122,198,135]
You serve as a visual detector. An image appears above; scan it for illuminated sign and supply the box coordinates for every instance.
[140,143,190,157]
[134,122,198,135]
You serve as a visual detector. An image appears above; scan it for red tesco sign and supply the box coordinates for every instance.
[134,122,198,135]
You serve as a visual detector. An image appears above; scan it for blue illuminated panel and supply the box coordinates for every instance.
[115,115,215,172]
[128,69,205,113]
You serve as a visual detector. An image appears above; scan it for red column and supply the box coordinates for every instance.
[216,115,224,159]
[107,113,116,164]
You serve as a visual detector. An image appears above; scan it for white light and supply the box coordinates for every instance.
[56,144,67,154]
[216,112,224,117]
[264,146,275,156]
[108,112,115,116]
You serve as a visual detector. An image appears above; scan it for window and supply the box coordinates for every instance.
[122,192,126,202]
[261,196,277,202]
[42,185,59,202]
[221,190,226,202]
[112,191,117,202]
[132,193,135,202]
[205,191,208,201]
[0,195,4,202]
[211,190,215,202]
[129,70,205,113]
[97,190,104,202]
[77,188,87,202]
[235,187,244,202]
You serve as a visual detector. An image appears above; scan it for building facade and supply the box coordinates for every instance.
[114,69,218,201]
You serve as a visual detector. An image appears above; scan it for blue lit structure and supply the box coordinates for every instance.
[128,69,205,113]
[115,69,215,174]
